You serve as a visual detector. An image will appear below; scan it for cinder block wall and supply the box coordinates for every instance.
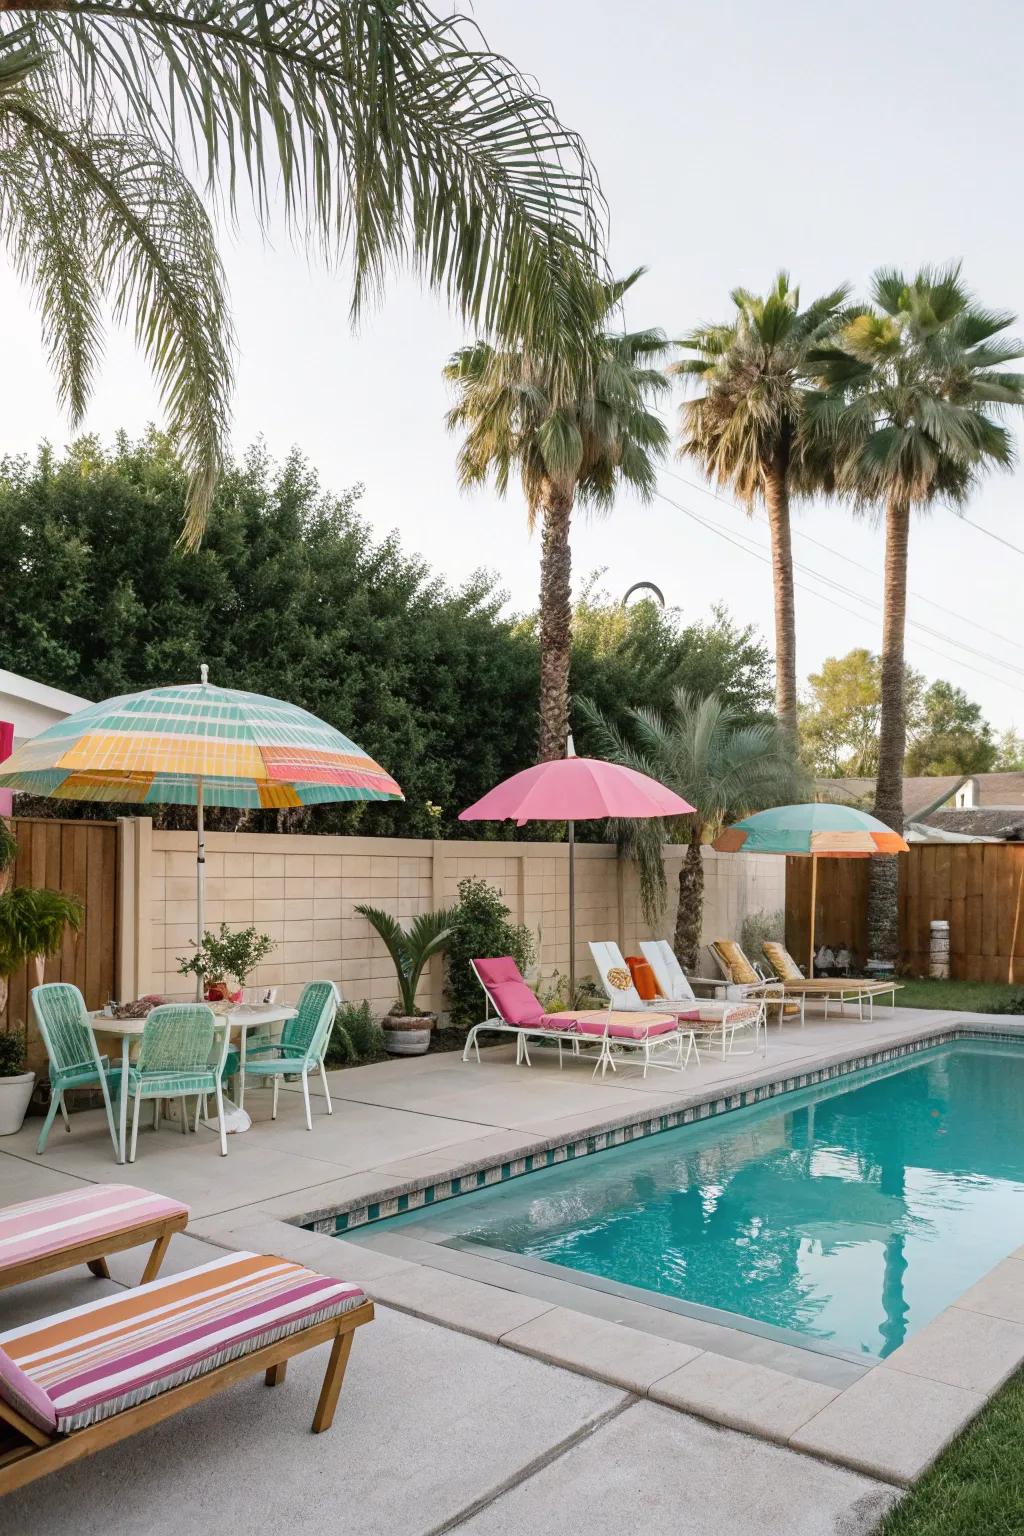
[121,820,784,1017]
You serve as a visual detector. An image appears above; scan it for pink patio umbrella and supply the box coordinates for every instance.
[459,744,695,997]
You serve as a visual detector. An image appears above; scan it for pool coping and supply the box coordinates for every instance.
[203,1013,1024,1487]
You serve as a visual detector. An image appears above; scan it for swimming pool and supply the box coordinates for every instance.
[377,1041,1024,1361]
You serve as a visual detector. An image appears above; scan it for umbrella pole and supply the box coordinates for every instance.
[808,854,817,979]
[195,780,205,1001]
[568,818,576,1004]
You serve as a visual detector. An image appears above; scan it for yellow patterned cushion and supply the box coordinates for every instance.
[762,941,802,982]
[712,940,759,986]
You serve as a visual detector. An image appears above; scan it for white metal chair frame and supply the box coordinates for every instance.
[592,967,696,1081]
[707,941,797,1029]
[637,939,768,1059]
[464,962,581,1069]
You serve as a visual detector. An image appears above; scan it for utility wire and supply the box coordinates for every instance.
[957,514,1024,560]
[660,465,1024,657]
[652,484,1024,695]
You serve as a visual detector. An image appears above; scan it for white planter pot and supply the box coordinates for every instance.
[0,1071,35,1136]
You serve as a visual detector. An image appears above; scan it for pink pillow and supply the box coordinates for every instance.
[0,1346,56,1432]
[486,978,544,1026]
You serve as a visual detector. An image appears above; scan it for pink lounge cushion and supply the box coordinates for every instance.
[473,956,525,989]
[0,1185,189,1275]
[554,1010,678,1041]
[485,978,544,1027]
[0,1346,57,1433]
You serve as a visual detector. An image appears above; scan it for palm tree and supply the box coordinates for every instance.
[671,275,851,740]
[2,5,607,540]
[813,265,1024,960]
[577,689,801,971]
[445,269,670,761]
[0,32,233,542]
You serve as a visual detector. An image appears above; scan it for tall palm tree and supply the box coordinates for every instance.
[1,4,607,540]
[814,264,1024,959]
[671,275,851,740]
[577,689,801,970]
[445,269,670,762]
[0,30,233,541]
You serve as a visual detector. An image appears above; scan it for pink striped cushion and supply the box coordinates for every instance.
[0,1252,367,1433]
[0,1184,188,1275]
[548,1010,679,1041]
[0,1347,56,1433]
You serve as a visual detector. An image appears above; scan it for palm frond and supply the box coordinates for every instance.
[14,0,608,365]
[1,96,234,544]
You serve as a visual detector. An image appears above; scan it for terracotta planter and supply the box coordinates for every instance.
[0,1071,35,1136]
[383,1014,434,1056]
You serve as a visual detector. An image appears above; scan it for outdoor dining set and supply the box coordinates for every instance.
[31,978,338,1164]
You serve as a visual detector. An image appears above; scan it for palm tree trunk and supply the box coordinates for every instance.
[763,452,798,741]
[868,495,910,962]
[672,829,705,972]
[537,477,575,762]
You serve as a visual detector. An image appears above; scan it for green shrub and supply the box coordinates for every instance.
[325,1000,386,1066]
[538,971,605,1011]
[740,908,784,960]
[0,1029,26,1078]
[445,877,535,1030]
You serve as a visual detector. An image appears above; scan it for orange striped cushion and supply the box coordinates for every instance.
[0,1252,365,1432]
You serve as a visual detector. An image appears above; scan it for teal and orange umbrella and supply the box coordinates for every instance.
[714,803,908,974]
[0,669,403,976]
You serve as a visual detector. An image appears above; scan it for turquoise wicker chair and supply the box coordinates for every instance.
[127,1004,229,1161]
[31,984,120,1158]
[242,981,336,1130]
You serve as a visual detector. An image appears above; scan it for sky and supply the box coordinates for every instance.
[3,0,1024,731]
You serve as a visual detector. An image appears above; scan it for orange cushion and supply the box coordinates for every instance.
[626,956,659,1000]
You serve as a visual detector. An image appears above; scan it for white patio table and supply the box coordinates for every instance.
[88,1003,298,1165]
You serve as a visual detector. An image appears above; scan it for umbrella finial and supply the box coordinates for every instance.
[566,734,576,759]
[200,663,209,686]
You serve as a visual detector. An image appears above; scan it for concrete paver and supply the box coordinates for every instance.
[456,1399,896,1536]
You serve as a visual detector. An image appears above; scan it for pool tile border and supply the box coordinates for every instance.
[307,1024,1024,1237]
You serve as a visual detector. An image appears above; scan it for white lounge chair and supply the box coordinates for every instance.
[638,939,766,1057]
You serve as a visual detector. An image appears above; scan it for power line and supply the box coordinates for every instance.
[660,465,1024,657]
[652,483,1024,696]
[958,514,1024,560]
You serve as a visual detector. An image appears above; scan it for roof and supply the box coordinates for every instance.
[817,776,966,819]
[918,808,1024,841]
[0,670,90,717]
[967,772,1024,808]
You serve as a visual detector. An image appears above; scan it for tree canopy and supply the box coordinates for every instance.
[905,680,997,777]
[0,434,772,838]
[801,647,995,780]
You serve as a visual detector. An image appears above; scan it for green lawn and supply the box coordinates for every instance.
[894,977,1024,1015]
[877,1370,1024,1535]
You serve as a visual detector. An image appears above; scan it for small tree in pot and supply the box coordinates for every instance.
[354,905,455,1055]
[0,866,84,1135]
[177,923,275,1001]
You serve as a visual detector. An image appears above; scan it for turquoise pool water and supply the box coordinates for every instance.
[381,1042,1024,1359]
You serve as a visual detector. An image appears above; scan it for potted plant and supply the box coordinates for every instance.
[177,923,275,1001]
[354,905,454,1055]
[0,882,85,1136]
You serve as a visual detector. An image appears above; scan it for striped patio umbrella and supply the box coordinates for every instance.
[0,668,403,979]
[713,803,908,975]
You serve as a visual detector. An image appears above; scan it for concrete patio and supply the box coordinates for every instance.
[2,1004,1021,1533]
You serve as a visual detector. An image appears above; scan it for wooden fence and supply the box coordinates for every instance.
[2,820,120,1049]
[786,843,1024,983]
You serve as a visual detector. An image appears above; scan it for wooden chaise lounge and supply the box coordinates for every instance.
[0,1250,373,1493]
[0,1184,189,1292]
